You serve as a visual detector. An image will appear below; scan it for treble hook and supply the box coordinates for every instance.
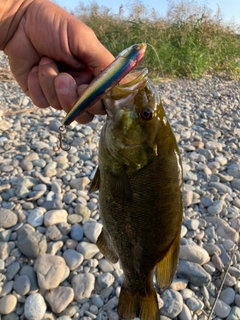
[53,125,71,152]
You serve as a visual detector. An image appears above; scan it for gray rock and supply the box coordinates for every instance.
[34,254,67,290]
[27,207,45,227]
[13,275,31,295]
[183,219,199,231]
[232,179,240,191]
[77,242,99,259]
[20,160,33,171]
[98,259,114,273]
[214,299,231,318]
[92,295,104,308]
[83,222,102,243]
[17,224,47,259]
[178,303,192,320]
[45,225,62,241]
[75,204,91,218]
[186,297,204,310]
[209,182,232,194]
[205,217,239,243]
[160,289,183,318]
[179,245,210,265]
[0,281,14,296]
[226,306,240,320]
[20,266,38,293]
[98,273,115,288]
[24,293,47,320]
[49,119,62,132]
[0,295,17,314]
[207,200,225,215]
[6,262,20,280]
[63,249,84,270]
[220,287,235,305]
[2,312,19,320]
[0,209,18,228]
[45,286,74,314]
[177,260,211,286]
[71,273,95,302]
[44,209,68,226]
[70,225,83,241]
[70,177,90,190]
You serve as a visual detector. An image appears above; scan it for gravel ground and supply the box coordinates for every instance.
[0,51,240,320]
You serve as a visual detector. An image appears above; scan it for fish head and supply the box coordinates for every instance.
[102,68,169,172]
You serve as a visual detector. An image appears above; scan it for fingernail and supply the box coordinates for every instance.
[55,75,71,94]
[40,57,53,65]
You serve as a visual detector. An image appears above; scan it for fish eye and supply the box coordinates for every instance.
[140,107,153,120]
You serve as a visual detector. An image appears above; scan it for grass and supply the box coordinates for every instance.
[72,0,240,78]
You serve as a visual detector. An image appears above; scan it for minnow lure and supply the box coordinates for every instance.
[62,43,147,126]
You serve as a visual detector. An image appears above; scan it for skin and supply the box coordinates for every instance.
[0,0,114,123]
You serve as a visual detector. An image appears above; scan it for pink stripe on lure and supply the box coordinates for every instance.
[62,43,147,126]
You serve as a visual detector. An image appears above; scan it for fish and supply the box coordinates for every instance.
[89,67,183,320]
[62,43,147,126]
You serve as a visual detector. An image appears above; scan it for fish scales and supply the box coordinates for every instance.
[89,69,183,320]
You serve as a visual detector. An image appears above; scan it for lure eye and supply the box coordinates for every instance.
[140,107,153,121]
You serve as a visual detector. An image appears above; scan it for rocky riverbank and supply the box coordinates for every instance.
[0,51,240,320]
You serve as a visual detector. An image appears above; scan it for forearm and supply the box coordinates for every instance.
[0,0,34,50]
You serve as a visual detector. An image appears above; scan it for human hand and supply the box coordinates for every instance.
[2,0,114,123]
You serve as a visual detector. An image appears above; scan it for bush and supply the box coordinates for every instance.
[72,0,240,78]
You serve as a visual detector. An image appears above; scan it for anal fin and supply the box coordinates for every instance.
[96,229,118,264]
[156,229,181,291]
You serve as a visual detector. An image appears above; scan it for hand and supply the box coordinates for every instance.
[3,0,114,123]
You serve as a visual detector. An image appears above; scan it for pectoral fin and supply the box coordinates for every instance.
[96,229,119,264]
[155,229,181,291]
[89,167,100,193]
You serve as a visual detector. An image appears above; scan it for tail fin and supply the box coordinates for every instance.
[118,283,159,320]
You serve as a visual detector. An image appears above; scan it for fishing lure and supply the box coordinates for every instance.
[53,43,147,151]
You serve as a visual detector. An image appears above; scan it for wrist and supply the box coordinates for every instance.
[0,0,34,50]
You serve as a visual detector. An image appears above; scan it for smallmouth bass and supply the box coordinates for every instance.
[89,68,183,320]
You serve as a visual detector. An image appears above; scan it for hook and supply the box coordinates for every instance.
[53,125,71,152]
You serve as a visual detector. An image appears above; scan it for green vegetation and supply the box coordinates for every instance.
[73,0,240,78]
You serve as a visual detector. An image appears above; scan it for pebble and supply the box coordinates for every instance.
[45,286,74,313]
[0,294,17,314]
[0,209,18,228]
[83,222,102,243]
[27,207,46,227]
[71,273,95,302]
[220,287,236,305]
[98,272,115,288]
[214,299,231,318]
[70,224,83,241]
[177,260,211,286]
[34,254,67,289]
[17,224,47,258]
[24,293,47,320]
[63,249,84,270]
[160,289,183,318]
[13,275,31,295]
[77,242,99,259]
[20,266,39,293]
[179,245,210,265]
[44,209,68,226]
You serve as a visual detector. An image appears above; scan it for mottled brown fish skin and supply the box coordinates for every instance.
[89,73,183,320]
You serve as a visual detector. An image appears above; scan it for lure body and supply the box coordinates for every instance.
[62,43,147,126]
